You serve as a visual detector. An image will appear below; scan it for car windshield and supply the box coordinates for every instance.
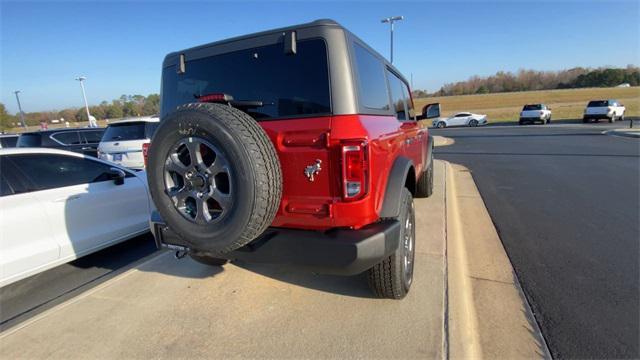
[103,122,146,141]
[587,100,608,107]
[523,104,542,110]
[16,133,41,147]
[161,39,331,120]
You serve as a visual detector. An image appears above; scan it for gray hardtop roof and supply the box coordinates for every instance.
[163,19,409,85]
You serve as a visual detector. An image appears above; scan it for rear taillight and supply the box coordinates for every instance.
[341,140,368,201]
[142,143,150,167]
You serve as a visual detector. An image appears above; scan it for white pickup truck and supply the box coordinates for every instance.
[519,104,552,125]
[583,99,626,123]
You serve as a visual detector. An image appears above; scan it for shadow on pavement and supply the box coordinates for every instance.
[232,260,375,299]
[136,252,226,279]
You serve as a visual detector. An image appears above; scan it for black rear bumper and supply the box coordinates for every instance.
[150,211,400,276]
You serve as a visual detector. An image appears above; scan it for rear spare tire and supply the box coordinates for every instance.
[147,103,282,254]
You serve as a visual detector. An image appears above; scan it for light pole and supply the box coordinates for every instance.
[75,76,95,127]
[381,15,403,63]
[13,90,27,128]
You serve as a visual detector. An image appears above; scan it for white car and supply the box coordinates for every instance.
[583,99,626,123]
[519,104,552,125]
[98,117,159,170]
[433,112,488,128]
[0,148,153,287]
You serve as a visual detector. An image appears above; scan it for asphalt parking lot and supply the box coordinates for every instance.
[433,120,639,359]
[0,233,157,331]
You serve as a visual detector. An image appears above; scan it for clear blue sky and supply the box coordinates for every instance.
[2,0,638,113]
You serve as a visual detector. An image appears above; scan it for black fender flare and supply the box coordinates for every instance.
[380,156,415,219]
[425,135,434,168]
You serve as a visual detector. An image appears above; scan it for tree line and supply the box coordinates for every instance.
[0,93,160,131]
[413,65,639,98]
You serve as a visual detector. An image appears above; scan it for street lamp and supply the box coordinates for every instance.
[13,90,27,128]
[75,76,95,127]
[381,15,403,64]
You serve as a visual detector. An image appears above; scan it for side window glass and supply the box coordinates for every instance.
[386,69,407,121]
[81,130,104,144]
[51,131,81,145]
[9,154,114,191]
[0,160,15,196]
[353,43,390,110]
[0,174,13,196]
[403,83,415,119]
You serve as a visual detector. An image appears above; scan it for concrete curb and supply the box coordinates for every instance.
[603,129,640,138]
[434,136,455,147]
[445,162,551,359]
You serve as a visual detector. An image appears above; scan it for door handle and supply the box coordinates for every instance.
[81,147,93,150]
[54,194,83,202]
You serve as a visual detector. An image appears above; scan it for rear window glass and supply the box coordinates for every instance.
[161,39,331,120]
[523,104,542,111]
[103,123,146,141]
[17,133,42,147]
[588,100,608,107]
[145,122,159,138]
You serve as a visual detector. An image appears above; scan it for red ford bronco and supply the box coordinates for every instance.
[148,19,440,299]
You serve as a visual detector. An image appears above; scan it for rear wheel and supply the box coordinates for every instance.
[436,122,446,129]
[416,156,434,198]
[367,188,415,299]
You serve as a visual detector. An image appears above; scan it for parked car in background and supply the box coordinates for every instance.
[16,128,105,157]
[0,134,19,148]
[583,99,625,123]
[433,112,487,128]
[519,104,552,125]
[98,117,159,170]
[0,148,152,287]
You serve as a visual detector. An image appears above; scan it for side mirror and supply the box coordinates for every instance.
[416,103,441,120]
[108,167,126,185]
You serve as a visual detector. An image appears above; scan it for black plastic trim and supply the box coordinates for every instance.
[150,211,400,276]
[379,156,414,219]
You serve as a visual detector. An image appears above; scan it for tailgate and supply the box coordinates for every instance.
[259,116,336,229]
